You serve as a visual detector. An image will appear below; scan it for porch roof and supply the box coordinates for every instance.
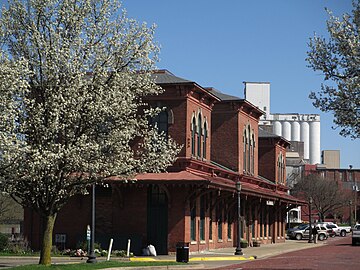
[109,169,305,206]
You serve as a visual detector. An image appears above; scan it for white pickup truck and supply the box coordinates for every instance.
[352,224,360,246]
[331,224,352,237]
[317,222,352,237]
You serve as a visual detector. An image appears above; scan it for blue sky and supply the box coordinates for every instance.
[0,0,358,168]
[122,0,360,169]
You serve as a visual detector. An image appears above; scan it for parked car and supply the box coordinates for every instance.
[316,222,351,237]
[352,224,360,246]
[288,225,328,241]
[286,223,308,238]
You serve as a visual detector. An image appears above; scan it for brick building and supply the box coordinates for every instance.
[24,70,303,255]
[299,164,360,224]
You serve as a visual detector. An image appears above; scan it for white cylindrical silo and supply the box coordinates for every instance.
[273,121,282,136]
[300,122,310,160]
[282,121,291,141]
[291,121,300,141]
[309,121,321,164]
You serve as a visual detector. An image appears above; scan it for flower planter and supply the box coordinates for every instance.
[240,240,248,248]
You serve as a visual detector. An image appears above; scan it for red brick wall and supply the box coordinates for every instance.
[149,85,213,160]
[166,100,188,157]
[258,138,275,181]
[167,186,187,252]
[258,138,287,184]
[23,208,42,250]
[211,104,239,171]
[211,102,260,175]
[24,184,193,254]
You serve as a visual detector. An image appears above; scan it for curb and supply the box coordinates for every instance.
[189,256,257,261]
[130,255,257,262]
[101,266,205,270]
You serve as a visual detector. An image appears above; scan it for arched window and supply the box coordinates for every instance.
[243,129,247,172]
[203,121,208,159]
[277,155,281,183]
[277,153,285,184]
[151,110,168,137]
[247,125,251,173]
[281,155,285,184]
[197,113,202,157]
[243,125,256,174]
[251,133,255,174]
[249,132,253,174]
[191,116,196,156]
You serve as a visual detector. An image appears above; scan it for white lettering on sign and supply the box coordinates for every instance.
[55,234,66,243]
[266,200,274,206]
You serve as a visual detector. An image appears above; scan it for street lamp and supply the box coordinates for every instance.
[308,196,313,243]
[234,181,243,255]
[349,200,353,227]
[349,165,357,224]
[87,184,97,263]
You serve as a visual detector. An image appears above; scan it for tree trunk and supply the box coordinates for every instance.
[39,213,57,265]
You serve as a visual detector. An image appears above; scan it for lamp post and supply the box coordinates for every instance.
[87,184,97,263]
[234,181,243,255]
[349,200,353,227]
[308,196,313,243]
[350,165,357,224]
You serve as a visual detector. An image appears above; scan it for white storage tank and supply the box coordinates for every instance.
[300,121,310,160]
[309,121,321,164]
[291,121,300,142]
[273,121,282,136]
[282,121,291,141]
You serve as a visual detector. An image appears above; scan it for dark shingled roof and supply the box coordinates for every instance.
[258,128,290,147]
[205,87,242,101]
[151,70,194,84]
[258,127,281,138]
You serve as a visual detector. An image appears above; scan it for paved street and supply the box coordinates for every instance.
[0,236,358,269]
[217,236,360,270]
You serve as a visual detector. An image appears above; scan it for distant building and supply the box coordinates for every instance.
[243,82,270,121]
[244,82,321,165]
[322,150,340,169]
[0,194,23,237]
[301,164,359,224]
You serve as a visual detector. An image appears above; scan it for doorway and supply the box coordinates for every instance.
[147,185,168,254]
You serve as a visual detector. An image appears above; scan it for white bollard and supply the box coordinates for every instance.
[107,238,113,261]
[127,239,131,257]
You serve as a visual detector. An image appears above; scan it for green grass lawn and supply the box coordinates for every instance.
[6,261,183,270]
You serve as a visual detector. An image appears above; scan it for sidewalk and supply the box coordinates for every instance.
[0,239,328,270]
[123,239,327,269]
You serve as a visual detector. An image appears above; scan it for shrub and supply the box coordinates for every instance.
[112,249,133,257]
[76,240,102,252]
[4,240,31,254]
[76,240,87,251]
[0,233,9,251]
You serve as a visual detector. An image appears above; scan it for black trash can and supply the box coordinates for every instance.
[176,242,189,263]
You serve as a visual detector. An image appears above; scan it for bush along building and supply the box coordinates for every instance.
[23,70,304,255]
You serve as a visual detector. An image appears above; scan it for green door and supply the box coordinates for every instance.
[147,185,168,255]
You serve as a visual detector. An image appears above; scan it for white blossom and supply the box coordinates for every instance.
[0,0,181,264]
[307,1,360,139]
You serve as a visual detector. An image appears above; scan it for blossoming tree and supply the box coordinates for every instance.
[0,0,180,265]
[307,1,360,139]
